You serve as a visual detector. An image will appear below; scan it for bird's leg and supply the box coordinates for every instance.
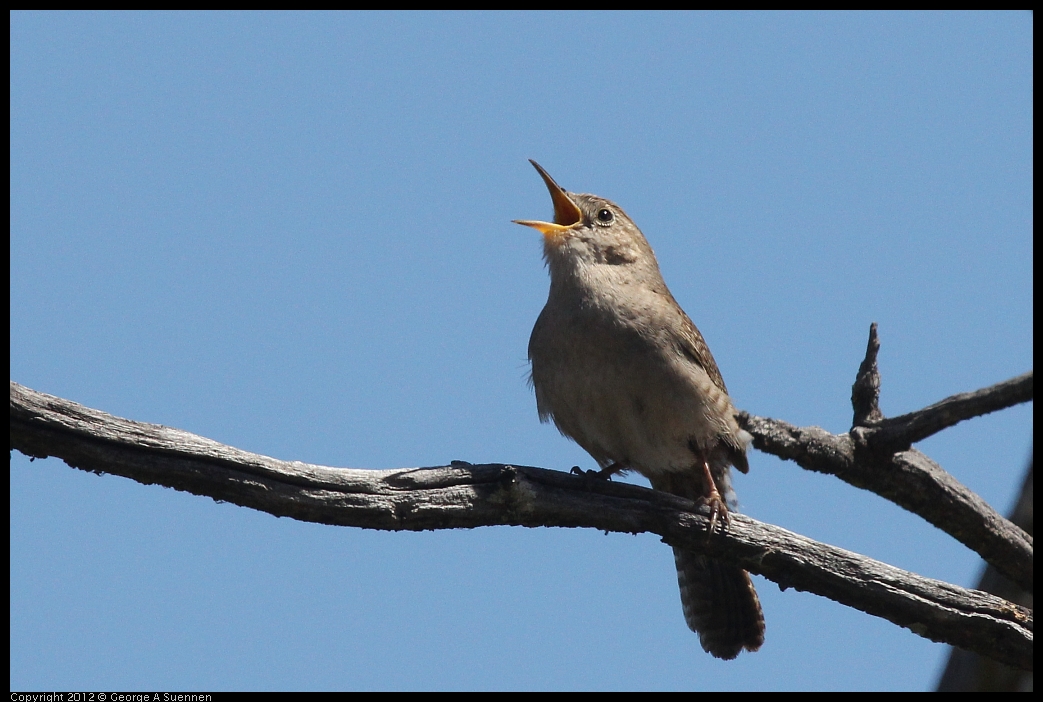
[687,438,729,535]
[698,458,729,534]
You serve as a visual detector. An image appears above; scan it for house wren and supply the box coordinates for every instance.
[515,160,764,659]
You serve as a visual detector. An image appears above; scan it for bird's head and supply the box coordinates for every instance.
[514,160,659,278]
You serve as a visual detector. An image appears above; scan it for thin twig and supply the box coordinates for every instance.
[872,372,1033,451]
[851,322,883,427]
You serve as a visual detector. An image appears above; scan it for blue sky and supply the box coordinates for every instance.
[10,11,1032,691]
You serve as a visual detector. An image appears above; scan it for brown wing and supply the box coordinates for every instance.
[656,289,750,473]
[659,289,729,395]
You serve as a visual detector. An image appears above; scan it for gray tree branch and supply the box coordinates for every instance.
[739,325,1033,593]
[9,380,1033,671]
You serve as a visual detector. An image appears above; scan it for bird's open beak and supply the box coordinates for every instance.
[513,160,583,238]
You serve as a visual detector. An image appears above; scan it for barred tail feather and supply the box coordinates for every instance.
[673,547,765,660]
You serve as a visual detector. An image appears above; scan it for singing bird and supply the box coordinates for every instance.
[515,160,764,659]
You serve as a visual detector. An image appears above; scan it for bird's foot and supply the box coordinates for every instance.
[570,462,625,480]
[697,492,730,535]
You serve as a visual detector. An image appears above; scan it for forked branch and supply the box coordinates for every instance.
[739,325,1032,592]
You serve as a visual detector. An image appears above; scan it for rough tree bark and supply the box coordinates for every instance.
[9,325,1033,671]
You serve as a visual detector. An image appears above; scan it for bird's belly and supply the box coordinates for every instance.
[535,351,722,476]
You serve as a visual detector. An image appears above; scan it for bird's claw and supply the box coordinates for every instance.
[698,493,730,535]
[571,465,609,479]
[570,465,622,481]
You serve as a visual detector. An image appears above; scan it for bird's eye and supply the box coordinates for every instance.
[596,208,614,225]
